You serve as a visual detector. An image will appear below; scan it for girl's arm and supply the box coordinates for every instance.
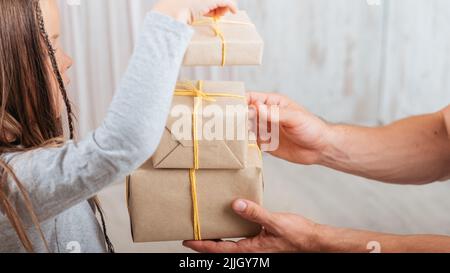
[1,12,192,229]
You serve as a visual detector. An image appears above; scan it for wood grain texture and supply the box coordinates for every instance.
[181,0,385,124]
[60,0,450,127]
[379,0,450,123]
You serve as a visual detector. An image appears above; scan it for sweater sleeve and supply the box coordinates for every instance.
[0,12,193,228]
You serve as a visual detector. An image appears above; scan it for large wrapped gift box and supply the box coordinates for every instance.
[152,80,249,170]
[183,11,264,66]
[127,144,263,242]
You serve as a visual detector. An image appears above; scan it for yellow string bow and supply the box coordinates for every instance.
[174,80,245,240]
[191,16,254,66]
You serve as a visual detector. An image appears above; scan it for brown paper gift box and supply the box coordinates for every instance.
[127,145,263,242]
[152,80,248,170]
[183,11,264,66]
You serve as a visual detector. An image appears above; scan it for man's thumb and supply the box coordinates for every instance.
[232,199,274,227]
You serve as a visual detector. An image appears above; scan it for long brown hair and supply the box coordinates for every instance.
[0,0,113,252]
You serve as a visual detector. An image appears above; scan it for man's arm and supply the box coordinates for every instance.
[184,199,450,253]
[320,106,450,184]
[248,93,450,185]
[319,225,450,253]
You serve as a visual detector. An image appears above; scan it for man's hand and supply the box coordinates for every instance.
[249,92,450,184]
[183,199,450,253]
[248,92,332,165]
[183,199,321,253]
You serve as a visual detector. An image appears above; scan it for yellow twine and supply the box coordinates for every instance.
[189,169,201,240]
[174,80,245,240]
[191,17,254,66]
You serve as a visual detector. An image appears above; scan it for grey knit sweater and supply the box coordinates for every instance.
[0,12,193,253]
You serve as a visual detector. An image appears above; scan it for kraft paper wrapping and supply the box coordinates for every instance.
[152,81,248,170]
[127,145,263,242]
[183,11,264,66]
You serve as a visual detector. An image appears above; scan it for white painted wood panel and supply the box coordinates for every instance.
[181,0,385,124]
[380,0,450,123]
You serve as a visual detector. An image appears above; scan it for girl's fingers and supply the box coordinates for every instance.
[205,7,229,17]
[218,0,238,14]
[204,0,238,17]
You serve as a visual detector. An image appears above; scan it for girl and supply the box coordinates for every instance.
[0,0,237,253]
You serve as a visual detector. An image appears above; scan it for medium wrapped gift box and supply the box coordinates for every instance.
[183,11,264,66]
[152,80,249,170]
[127,144,263,242]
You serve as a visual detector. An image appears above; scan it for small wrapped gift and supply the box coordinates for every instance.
[127,144,263,242]
[152,80,249,170]
[183,11,264,66]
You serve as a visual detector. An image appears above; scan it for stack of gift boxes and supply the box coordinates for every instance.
[126,11,265,242]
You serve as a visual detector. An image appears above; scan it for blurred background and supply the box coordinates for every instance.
[58,0,450,252]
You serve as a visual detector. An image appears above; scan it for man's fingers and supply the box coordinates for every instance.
[246,92,289,107]
[247,92,273,106]
[232,199,275,228]
[183,240,242,253]
[247,92,296,125]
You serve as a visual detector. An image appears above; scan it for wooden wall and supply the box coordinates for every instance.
[180,0,450,125]
[60,0,450,130]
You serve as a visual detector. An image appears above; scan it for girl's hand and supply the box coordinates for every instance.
[153,0,238,24]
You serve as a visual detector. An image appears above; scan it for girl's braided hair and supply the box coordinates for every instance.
[32,0,114,253]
